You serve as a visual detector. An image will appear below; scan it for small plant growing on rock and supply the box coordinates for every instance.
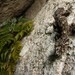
[0,17,33,75]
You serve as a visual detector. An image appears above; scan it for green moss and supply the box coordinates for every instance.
[0,17,33,75]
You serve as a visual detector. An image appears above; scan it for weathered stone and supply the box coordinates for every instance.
[0,0,47,23]
[14,0,75,75]
[24,0,48,19]
[0,0,34,23]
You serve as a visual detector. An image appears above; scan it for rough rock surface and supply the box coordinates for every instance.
[0,0,47,23]
[15,0,75,75]
[24,0,48,19]
[0,0,34,22]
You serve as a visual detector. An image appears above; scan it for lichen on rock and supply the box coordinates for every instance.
[14,0,75,75]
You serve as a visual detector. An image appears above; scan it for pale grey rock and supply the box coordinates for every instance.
[15,0,75,75]
[45,24,54,34]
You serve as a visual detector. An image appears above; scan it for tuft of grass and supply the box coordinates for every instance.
[0,17,33,75]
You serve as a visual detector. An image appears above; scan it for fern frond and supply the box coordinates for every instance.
[0,17,33,75]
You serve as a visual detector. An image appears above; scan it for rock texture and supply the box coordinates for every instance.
[0,0,47,23]
[24,0,48,19]
[0,0,34,22]
[14,0,75,75]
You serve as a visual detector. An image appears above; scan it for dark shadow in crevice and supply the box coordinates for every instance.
[48,51,60,64]
[43,51,60,69]
[53,21,63,40]
[69,23,75,36]
[15,0,35,18]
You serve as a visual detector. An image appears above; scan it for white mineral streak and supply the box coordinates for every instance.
[15,0,75,75]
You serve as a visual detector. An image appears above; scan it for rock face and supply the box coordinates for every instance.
[0,0,34,22]
[14,0,75,75]
[0,0,47,23]
[24,0,48,19]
